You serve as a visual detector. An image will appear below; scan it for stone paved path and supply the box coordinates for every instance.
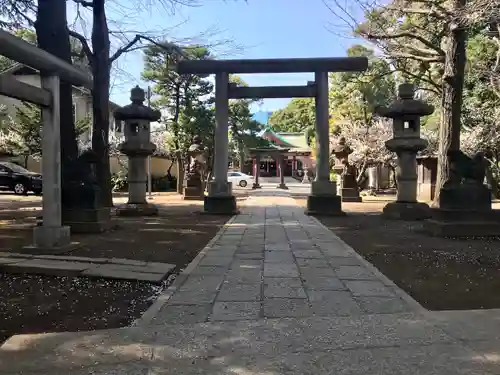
[1,190,500,374]
[142,193,416,324]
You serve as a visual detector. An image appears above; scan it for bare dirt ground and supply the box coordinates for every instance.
[0,191,245,343]
[296,197,500,311]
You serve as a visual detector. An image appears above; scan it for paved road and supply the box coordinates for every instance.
[1,188,499,374]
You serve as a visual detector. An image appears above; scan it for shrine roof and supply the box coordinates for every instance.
[259,127,311,151]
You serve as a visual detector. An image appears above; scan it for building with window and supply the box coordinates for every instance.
[0,63,121,145]
[241,127,314,178]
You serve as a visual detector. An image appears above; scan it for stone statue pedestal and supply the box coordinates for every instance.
[424,184,500,237]
[305,181,345,216]
[60,152,112,234]
[383,201,430,221]
[183,175,205,201]
[438,183,491,211]
[117,203,158,217]
[340,187,362,202]
[424,206,500,237]
[63,207,112,233]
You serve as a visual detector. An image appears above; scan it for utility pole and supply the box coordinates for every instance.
[147,85,153,200]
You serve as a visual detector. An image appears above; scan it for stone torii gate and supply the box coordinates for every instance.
[177,57,368,215]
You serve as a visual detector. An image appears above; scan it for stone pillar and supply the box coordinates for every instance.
[306,71,343,216]
[211,72,230,194]
[314,71,331,183]
[128,156,147,204]
[377,83,432,220]
[205,72,237,214]
[395,151,418,202]
[252,154,261,189]
[114,86,160,217]
[276,154,288,189]
[32,74,71,249]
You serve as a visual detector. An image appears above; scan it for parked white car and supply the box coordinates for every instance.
[227,171,254,188]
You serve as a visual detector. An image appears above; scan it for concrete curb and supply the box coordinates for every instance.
[134,214,238,327]
[310,216,429,316]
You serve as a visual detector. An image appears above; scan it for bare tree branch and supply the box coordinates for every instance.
[68,29,94,63]
[109,34,187,63]
[361,31,445,56]
[73,0,94,8]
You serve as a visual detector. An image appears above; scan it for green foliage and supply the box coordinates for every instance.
[462,31,500,129]
[0,28,37,72]
[268,98,315,133]
[111,170,128,192]
[3,102,42,158]
[142,44,214,155]
[329,45,394,129]
[76,115,92,137]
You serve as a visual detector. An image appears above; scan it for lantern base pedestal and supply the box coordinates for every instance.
[252,183,262,189]
[117,203,158,217]
[276,183,288,190]
[382,201,430,221]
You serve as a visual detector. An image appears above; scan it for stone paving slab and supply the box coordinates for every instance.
[0,253,175,283]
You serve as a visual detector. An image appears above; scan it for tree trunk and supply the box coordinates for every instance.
[432,0,467,207]
[35,0,78,208]
[238,145,245,172]
[23,154,29,169]
[356,159,368,186]
[91,0,113,207]
[166,160,174,177]
[176,154,184,194]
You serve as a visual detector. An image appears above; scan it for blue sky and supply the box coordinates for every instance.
[90,0,364,111]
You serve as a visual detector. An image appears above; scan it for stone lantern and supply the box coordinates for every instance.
[114,86,161,216]
[332,137,362,202]
[376,83,434,220]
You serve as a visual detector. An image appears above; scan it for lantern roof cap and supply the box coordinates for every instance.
[114,86,161,121]
[376,83,434,118]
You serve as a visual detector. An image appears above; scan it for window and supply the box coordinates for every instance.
[0,165,9,173]
[0,162,27,173]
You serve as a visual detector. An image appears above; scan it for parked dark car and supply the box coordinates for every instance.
[0,161,42,195]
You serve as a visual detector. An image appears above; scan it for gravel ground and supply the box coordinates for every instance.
[0,274,168,343]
